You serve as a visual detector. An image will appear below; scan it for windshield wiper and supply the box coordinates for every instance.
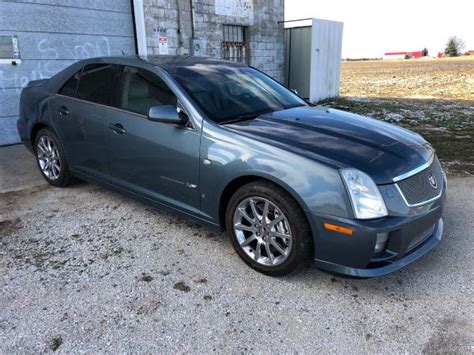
[219,112,266,125]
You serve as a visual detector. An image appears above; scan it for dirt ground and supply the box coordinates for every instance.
[1,58,473,354]
[1,145,473,353]
[322,57,474,175]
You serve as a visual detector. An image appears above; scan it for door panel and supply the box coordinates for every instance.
[106,65,201,215]
[49,95,109,180]
[49,63,121,180]
[106,111,201,215]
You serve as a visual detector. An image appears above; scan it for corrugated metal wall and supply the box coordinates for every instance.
[0,0,136,145]
[309,18,343,103]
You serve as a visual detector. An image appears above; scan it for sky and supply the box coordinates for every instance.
[285,0,474,58]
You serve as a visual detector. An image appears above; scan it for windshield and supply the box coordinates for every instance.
[168,64,306,123]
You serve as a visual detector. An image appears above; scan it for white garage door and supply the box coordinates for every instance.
[0,0,136,145]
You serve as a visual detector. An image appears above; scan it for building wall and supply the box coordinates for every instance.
[0,0,285,145]
[0,0,136,145]
[143,0,285,81]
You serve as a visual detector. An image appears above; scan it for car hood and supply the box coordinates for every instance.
[224,106,434,184]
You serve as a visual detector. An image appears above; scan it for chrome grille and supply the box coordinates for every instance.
[397,156,443,206]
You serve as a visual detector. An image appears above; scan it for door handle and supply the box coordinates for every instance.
[57,106,69,116]
[108,123,127,135]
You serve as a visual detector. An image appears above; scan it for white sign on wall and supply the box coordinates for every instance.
[158,37,168,55]
[215,0,253,20]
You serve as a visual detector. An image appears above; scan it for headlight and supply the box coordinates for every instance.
[340,168,388,219]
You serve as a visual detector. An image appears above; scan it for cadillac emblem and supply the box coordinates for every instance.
[428,173,437,189]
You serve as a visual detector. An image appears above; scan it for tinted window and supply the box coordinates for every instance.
[168,65,306,123]
[58,69,81,97]
[76,64,121,105]
[117,66,177,115]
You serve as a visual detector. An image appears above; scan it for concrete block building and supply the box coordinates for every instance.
[0,0,284,145]
[143,0,284,81]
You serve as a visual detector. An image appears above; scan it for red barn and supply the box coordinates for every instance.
[384,49,428,59]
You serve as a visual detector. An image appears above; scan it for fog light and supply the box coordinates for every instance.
[374,232,389,254]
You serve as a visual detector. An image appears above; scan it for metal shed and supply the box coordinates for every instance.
[284,18,344,103]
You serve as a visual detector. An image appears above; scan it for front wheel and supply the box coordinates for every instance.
[34,127,76,187]
[225,180,313,276]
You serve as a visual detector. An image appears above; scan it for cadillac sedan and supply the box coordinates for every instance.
[17,56,446,277]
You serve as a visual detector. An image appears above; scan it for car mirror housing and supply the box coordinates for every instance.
[147,105,187,125]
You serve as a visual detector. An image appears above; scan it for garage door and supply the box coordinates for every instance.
[0,0,136,145]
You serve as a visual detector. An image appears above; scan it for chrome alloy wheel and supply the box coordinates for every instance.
[36,135,61,180]
[233,197,293,266]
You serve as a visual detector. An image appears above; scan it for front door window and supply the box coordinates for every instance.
[117,66,177,116]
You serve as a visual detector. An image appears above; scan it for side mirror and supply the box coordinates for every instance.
[147,105,188,125]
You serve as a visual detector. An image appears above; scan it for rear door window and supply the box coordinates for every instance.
[58,69,81,97]
[116,66,177,115]
[76,64,121,105]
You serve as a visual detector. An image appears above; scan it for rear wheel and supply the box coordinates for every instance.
[226,180,313,276]
[34,127,76,187]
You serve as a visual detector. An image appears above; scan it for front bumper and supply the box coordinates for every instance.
[314,218,443,277]
[308,192,445,277]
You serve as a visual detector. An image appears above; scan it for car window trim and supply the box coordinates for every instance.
[58,67,83,98]
[110,65,124,109]
[75,63,120,106]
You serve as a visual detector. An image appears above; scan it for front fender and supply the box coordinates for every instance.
[199,121,353,225]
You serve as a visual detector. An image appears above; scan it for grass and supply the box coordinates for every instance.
[321,57,474,175]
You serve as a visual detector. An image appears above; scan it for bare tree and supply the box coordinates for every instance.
[445,36,465,57]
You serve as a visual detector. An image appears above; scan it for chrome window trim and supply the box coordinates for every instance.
[394,180,443,208]
[392,153,435,182]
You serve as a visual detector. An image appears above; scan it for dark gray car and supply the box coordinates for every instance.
[17,56,446,277]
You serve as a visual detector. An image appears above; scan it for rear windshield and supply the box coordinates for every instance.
[167,65,306,123]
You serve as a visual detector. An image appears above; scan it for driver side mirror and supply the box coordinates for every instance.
[147,105,189,126]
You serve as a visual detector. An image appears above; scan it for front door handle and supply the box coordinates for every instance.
[108,123,127,135]
[57,106,69,116]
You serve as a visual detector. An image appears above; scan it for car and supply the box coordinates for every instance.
[17,56,446,277]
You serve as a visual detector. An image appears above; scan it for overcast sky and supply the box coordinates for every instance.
[285,0,473,58]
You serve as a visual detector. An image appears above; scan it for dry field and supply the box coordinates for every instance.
[340,56,473,100]
[323,57,474,175]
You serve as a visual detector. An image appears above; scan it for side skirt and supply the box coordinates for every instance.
[71,170,222,232]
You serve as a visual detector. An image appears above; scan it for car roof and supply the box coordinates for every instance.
[89,55,247,70]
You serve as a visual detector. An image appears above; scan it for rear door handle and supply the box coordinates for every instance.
[57,106,69,116]
[108,123,127,135]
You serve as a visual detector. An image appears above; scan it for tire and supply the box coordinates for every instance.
[34,127,76,187]
[225,180,313,276]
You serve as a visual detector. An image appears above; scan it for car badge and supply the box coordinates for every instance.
[428,173,437,189]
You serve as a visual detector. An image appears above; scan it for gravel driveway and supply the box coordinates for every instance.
[1,146,473,353]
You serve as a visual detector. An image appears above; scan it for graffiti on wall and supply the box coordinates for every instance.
[0,36,111,93]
